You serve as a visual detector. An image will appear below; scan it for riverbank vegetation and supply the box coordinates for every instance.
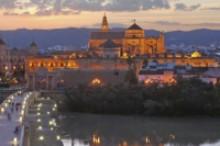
[64,78,220,116]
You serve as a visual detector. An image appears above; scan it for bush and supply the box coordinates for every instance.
[64,78,220,116]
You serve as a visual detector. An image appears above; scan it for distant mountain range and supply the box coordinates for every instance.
[0,28,219,49]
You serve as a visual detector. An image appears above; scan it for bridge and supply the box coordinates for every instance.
[0,91,63,146]
[0,91,36,146]
[0,87,26,102]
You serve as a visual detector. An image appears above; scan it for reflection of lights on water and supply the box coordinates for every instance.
[169,134,176,140]
[92,135,101,144]
[145,137,151,144]
[121,141,128,146]
[65,139,89,146]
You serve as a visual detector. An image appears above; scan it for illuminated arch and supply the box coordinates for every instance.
[191,51,202,58]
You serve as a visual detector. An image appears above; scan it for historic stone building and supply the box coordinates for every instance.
[0,38,25,81]
[0,38,40,84]
[25,56,132,90]
[89,14,165,57]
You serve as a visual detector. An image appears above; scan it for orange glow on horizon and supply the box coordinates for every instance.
[0,10,219,31]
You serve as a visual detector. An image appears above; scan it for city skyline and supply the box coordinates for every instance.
[0,0,219,31]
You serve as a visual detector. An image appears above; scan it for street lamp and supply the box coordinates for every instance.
[0,107,5,113]
[37,126,43,131]
[37,118,42,123]
[38,135,45,141]
[11,137,19,146]
[56,135,61,141]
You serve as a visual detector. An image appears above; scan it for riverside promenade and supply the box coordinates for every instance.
[0,91,63,146]
[0,91,36,146]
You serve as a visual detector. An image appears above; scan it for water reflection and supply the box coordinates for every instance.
[60,113,220,146]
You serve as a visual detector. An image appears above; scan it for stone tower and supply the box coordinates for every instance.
[156,32,165,54]
[0,38,7,56]
[101,13,109,32]
[29,41,39,56]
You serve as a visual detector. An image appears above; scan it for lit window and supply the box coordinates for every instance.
[144,79,153,85]
[91,78,102,86]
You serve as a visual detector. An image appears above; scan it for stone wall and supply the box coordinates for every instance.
[25,58,134,90]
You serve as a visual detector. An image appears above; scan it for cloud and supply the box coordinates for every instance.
[0,0,171,16]
[175,3,201,11]
[0,0,17,9]
[63,0,170,11]
[202,7,220,11]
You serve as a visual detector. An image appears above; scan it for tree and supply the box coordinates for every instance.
[125,69,138,85]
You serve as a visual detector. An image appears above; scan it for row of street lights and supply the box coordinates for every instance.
[33,97,61,146]
[0,90,32,146]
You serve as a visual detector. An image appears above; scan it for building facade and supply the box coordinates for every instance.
[0,38,40,85]
[0,38,25,83]
[25,56,132,90]
[89,14,165,57]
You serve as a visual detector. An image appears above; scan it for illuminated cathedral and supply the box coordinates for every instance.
[89,14,165,57]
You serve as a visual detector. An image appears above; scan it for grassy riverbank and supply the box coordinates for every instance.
[64,78,220,116]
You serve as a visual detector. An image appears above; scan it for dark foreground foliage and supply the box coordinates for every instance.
[64,78,220,116]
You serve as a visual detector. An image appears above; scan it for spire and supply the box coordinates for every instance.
[101,13,109,32]
[29,41,39,56]
[30,41,37,47]
[0,37,6,45]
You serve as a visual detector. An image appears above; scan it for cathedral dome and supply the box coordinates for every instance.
[127,23,143,30]
[191,51,202,58]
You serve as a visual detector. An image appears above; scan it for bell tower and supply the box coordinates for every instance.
[101,13,109,32]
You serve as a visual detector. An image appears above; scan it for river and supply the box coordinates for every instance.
[60,113,220,146]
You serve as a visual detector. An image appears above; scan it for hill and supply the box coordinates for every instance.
[0,28,219,49]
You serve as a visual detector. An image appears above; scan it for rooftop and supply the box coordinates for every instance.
[100,39,119,48]
[127,23,143,30]
[90,31,125,40]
